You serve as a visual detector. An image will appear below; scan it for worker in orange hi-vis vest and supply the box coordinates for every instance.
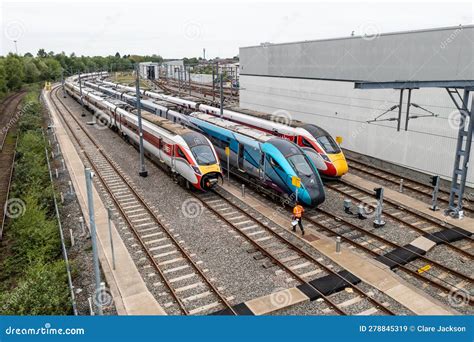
[291,201,305,235]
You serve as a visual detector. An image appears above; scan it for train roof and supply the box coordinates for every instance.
[229,106,307,128]
[192,113,273,142]
[139,111,191,136]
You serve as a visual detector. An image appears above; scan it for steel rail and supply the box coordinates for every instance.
[346,157,473,212]
[0,91,27,240]
[0,91,27,151]
[196,188,397,315]
[217,176,473,306]
[327,181,474,259]
[303,209,473,305]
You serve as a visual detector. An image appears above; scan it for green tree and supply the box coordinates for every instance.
[0,59,7,95]
[5,55,24,90]
[44,58,62,80]
[37,48,47,58]
[24,59,41,83]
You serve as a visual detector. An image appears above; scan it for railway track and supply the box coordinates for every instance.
[303,209,473,306]
[49,86,236,315]
[160,78,237,99]
[327,180,473,259]
[224,177,473,310]
[195,187,397,315]
[154,80,237,106]
[0,91,27,151]
[346,156,473,215]
[0,91,27,239]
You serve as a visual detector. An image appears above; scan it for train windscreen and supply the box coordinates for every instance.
[182,132,217,165]
[287,154,313,177]
[191,145,217,166]
[302,124,341,154]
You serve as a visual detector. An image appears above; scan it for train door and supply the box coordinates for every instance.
[259,152,266,180]
[238,143,245,171]
[171,145,176,172]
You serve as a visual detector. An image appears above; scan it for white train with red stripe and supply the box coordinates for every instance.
[65,77,222,190]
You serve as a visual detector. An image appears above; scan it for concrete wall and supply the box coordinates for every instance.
[190,73,213,84]
[239,75,474,186]
[240,26,474,82]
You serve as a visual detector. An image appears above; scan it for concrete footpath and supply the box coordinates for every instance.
[221,182,455,315]
[44,90,166,315]
[344,173,474,234]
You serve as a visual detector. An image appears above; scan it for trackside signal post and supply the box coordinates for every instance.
[373,187,386,228]
[135,64,148,177]
[225,146,230,182]
[78,72,85,117]
[430,175,440,211]
[292,176,301,203]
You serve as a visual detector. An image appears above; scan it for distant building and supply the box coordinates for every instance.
[138,62,159,80]
[162,60,185,79]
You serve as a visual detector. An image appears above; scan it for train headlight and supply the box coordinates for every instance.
[192,166,202,175]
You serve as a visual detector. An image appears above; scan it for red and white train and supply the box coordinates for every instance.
[65,76,222,190]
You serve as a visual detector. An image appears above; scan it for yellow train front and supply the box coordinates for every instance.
[298,124,348,178]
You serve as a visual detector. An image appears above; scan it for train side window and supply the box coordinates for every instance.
[302,137,313,148]
[269,156,283,170]
[177,146,186,159]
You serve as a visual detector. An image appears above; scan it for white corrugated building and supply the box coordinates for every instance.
[139,62,159,80]
[239,25,474,186]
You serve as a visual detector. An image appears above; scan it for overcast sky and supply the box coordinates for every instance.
[1,0,473,58]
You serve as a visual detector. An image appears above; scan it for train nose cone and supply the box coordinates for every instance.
[333,156,349,177]
[302,180,326,207]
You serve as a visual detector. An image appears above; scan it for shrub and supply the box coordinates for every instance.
[0,260,70,315]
